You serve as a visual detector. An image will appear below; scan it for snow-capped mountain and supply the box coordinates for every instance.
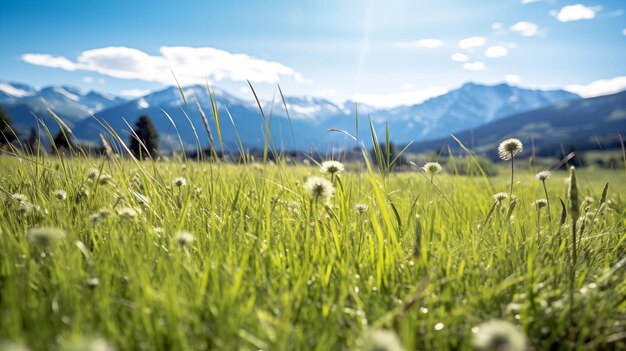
[0,81,126,134]
[1,80,590,149]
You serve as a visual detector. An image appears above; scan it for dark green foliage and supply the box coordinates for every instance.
[0,107,17,145]
[52,129,76,150]
[129,115,159,159]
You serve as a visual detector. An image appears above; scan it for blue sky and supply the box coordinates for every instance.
[1,0,625,106]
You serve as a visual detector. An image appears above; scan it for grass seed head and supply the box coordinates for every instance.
[87,168,99,179]
[535,170,551,181]
[497,138,523,160]
[568,166,580,221]
[320,160,345,176]
[422,162,443,175]
[27,227,65,248]
[472,319,527,351]
[304,176,334,202]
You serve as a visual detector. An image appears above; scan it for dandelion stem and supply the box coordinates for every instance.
[509,153,514,201]
[541,180,552,222]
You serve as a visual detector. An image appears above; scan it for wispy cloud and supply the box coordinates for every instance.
[458,36,487,49]
[564,76,626,97]
[463,61,486,71]
[510,21,541,37]
[451,53,469,62]
[521,0,541,4]
[22,46,306,86]
[352,86,448,108]
[484,46,509,58]
[491,22,503,30]
[555,4,599,22]
[394,39,443,48]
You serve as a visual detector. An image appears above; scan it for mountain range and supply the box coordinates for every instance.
[2,79,623,153]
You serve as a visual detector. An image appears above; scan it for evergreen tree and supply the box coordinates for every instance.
[26,127,39,153]
[0,107,17,145]
[53,129,76,150]
[129,115,159,159]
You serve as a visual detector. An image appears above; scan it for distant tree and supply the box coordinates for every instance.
[52,128,76,151]
[0,107,17,145]
[129,115,159,159]
[26,127,40,153]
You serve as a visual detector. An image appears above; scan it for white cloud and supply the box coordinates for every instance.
[463,61,486,71]
[521,0,540,3]
[510,21,540,36]
[83,76,94,83]
[623,28,626,35]
[394,38,443,48]
[21,46,305,86]
[505,74,521,84]
[458,36,487,49]
[312,88,337,98]
[121,89,152,98]
[491,22,503,30]
[22,54,79,71]
[484,46,509,58]
[564,76,626,98]
[402,83,415,90]
[451,53,469,62]
[352,87,448,108]
[555,4,598,22]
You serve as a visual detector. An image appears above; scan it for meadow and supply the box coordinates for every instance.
[0,149,625,350]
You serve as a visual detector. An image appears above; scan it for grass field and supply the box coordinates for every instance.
[0,152,625,350]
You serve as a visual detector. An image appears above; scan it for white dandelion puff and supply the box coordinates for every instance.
[320,160,345,176]
[535,170,551,181]
[355,203,369,215]
[87,168,99,179]
[172,177,187,187]
[493,192,509,202]
[497,138,523,160]
[472,319,527,351]
[117,207,138,220]
[304,176,334,201]
[27,227,65,247]
[11,193,28,203]
[362,329,404,351]
[175,231,195,246]
[53,189,67,201]
[421,162,443,175]
[534,199,548,209]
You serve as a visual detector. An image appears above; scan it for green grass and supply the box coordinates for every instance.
[0,155,624,350]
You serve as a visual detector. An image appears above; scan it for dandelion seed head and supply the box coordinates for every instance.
[304,176,334,201]
[117,207,138,220]
[362,329,404,351]
[172,177,187,187]
[11,193,28,203]
[17,201,34,215]
[53,189,67,201]
[535,170,551,181]
[534,199,548,209]
[87,168,99,179]
[355,203,369,215]
[87,277,100,288]
[422,162,443,175]
[497,138,523,160]
[98,174,112,185]
[176,231,195,246]
[320,160,345,176]
[584,196,593,204]
[493,192,509,202]
[27,227,65,247]
[472,319,527,351]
